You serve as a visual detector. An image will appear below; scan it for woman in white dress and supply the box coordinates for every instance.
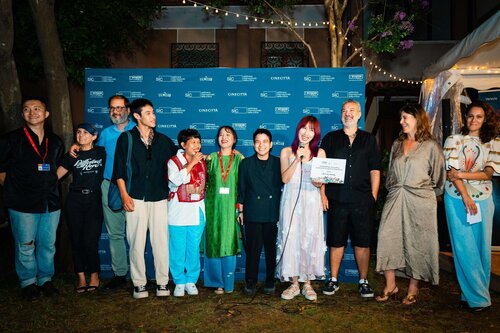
[276,115,326,301]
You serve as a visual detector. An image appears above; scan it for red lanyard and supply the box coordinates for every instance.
[23,127,48,162]
[218,151,234,185]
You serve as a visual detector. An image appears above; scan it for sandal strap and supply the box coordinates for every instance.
[282,284,299,296]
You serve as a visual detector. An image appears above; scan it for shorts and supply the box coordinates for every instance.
[326,200,374,248]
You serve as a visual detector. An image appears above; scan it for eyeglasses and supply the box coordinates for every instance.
[109,106,127,112]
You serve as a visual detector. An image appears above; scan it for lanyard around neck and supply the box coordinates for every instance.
[23,127,48,162]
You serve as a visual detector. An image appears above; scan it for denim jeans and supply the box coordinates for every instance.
[9,209,61,288]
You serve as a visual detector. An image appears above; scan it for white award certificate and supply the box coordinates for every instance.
[310,157,346,184]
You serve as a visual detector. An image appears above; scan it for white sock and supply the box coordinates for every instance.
[359,279,368,284]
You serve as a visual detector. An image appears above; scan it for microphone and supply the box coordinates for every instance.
[298,142,305,161]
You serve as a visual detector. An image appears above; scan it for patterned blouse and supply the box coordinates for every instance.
[444,134,500,200]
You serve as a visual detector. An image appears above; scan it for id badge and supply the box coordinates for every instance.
[219,187,230,195]
[190,193,201,201]
[38,163,50,171]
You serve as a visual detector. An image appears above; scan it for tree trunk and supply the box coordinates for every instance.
[0,0,23,133]
[325,0,347,68]
[28,0,73,272]
[28,0,73,147]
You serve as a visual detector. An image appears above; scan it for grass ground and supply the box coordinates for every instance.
[0,266,498,333]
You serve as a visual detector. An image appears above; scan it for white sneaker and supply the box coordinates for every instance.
[185,283,198,295]
[173,284,185,297]
[156,284,170,297]
[133,285,148,299]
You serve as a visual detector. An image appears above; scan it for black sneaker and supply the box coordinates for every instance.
[103,275,127,290]
[322,278,339,295]
[244,283,257,296]
[40,281,59,297]
[358,282,374,298]
[263,281,276,295]
[22,284,40,301]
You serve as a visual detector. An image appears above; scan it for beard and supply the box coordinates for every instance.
[110,114,128,125]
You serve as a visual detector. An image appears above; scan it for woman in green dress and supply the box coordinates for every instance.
[203,126,244,294]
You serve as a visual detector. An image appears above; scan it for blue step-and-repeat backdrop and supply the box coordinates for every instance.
[85,67,366,283]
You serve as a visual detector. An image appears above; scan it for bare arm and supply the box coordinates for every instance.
[117,178,134,212]
[448,166,494,182]
[452,178,478,215]
[280,147,299,184]
[370,169,381,201]
[56,166,69,180]
[0,172,5,186]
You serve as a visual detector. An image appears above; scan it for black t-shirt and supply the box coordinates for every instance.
[60,146,106,192]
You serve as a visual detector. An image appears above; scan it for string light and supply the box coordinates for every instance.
[178,0,422,84]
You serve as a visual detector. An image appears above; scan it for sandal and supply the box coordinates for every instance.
[75,286,87,294]
[402,294,418,305]
[281,284,300,300]
[301,283,317,301]
[214,288,224,295]
[86,285,99,292]
[375,286,399,303]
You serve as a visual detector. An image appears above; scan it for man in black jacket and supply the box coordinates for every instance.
[237,128,282,295]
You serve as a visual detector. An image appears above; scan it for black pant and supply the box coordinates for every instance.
[65,192,103,274]
[244,222,277,286]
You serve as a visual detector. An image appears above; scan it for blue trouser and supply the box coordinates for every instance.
[203,255,237,292]
[444,194,493,308]
[9,209,61,288]
[168,210,205,285]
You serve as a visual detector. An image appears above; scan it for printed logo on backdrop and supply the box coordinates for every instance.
[332,91,363,99]
[304,107,334,115]
[157,107,185,114]
[87,75,116,83]
[274,107,289,115]
[199,108,219,113]
[304,75,335,82]
[156,75,185,82]
[129,75,144,83]
[348,74,364,81]
[117,91,145,99]
[89,91,104,98]
[227,92,248,97]
[232,123,247,131]
[190,123,219,130]
[260,91,291,98]
[227,75,257,82]
[304,91,319,98]
[88,107,109,114]
[259,123,290,131]
[185,91,215,98]
[232,107,261,114]
[157,92,172,98]
[199,76,213,82]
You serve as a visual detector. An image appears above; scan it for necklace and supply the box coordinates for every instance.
[344,130,357,139]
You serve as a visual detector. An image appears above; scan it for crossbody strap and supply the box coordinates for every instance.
[126,132,132,192]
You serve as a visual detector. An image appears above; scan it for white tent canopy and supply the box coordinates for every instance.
[420,10,500,143]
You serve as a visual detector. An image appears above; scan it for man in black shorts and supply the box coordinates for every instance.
[320,99,381,298]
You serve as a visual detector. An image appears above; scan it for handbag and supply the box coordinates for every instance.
[108,132,133,211]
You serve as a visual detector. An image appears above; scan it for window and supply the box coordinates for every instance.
[171,43,219,68]
[261,42,309,67]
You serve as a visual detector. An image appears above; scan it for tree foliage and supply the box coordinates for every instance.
[13,0,163,86]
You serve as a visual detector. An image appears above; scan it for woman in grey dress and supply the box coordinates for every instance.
[375,103,446,305]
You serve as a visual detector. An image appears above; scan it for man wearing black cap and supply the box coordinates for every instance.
[0,97,65,300]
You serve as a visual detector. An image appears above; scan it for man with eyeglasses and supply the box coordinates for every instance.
[96,95,136,290]
[113,98,176,298]
[0,97,65,300]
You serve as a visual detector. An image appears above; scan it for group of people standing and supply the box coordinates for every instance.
[0,95,497,313]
